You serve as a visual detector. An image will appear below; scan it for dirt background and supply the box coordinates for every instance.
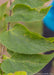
[0,0,14,6]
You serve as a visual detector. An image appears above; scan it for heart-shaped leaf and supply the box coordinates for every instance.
[1,53,54,75]
[6,5,51,22]
[0,24,54,54]
[10,0,50,9]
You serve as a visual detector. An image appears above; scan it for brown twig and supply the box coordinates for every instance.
[0,0,12,74]
[7,0,12,31]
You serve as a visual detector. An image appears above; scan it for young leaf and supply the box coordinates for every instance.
[47,37,54,43]
[10,0,50,9]
[0,2,8,32]
[6,5,51,22]
[0,2,7,20]
[1,53,54,75]
[0,20,7,33]
[0,24,54,54]
[8,71,27,75]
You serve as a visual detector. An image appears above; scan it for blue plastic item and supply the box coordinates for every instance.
[43,0,54,31]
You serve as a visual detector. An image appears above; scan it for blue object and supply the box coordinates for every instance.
[43,0,54,31]
[49,0,54,6]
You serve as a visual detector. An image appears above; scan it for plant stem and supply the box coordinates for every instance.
[0,59,3,75]
[7,0,12,31]
[0,0,12,74]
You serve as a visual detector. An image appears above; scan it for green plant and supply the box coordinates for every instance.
[8,71,27,75]
[0,0,54,75]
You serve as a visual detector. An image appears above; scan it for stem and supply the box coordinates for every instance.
[0,67,3,75]
[1,71,3,75]
[7,0,12,31]
[0,44,3,63]
[0,0,12,74]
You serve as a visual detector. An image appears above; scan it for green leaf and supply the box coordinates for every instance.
[7,73,13,75]
[0,2,7,20]
[10,0,50,9]
[6,5,51,22]
[0,20,7,33]
[8,71,27,75]
[47,37,54,43]
[0,13,8,33]
[25,21,42,34]
[0,2,8,33]
[0,69,2,75]
[7,49,14,56]
[1,53,54,75]
[0,24,54,54]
